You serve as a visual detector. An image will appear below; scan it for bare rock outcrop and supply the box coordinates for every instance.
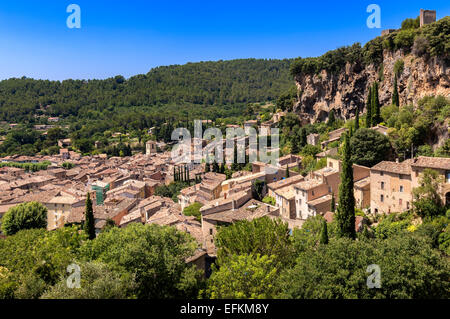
[293,50,450,123]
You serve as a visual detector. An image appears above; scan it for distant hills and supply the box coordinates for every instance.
[0,58,293,123]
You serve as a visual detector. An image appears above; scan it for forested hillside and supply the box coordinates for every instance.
[0,58,293,123]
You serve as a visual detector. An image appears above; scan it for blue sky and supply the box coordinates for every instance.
[0,0,449,80]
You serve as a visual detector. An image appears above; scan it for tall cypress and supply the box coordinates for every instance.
[392,74,400,106]
[330,193,336,212]
[185,165,189,183]
[372,82,381,125]
[335,133,356,240]
[366,86,372,128]
[300,128,307,147]
[285,165,290,178]
[320,220,329,245]
[205,162,210,173]
[84,193,96,240]
[355,107,360,131]
[173,167,177,182]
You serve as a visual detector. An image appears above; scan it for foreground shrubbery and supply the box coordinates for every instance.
[0,223,203,299]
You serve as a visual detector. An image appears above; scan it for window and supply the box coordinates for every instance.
[328,187,332,193]
[380,172,384,176]
[446,171,450,183]
[400,185,404,192]
[312,190,315,196]
[380,194,384,202]
[209,229,213,235]
[381,182,384,190]
[407,201,410,209]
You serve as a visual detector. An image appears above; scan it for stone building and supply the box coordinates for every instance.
[420,9,436,27]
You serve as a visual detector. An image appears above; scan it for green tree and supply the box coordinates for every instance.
[372,82,381,125]
[335,133,356,239]
[350,128,391,167]
[41,261,137,299]
[328,109,336,128]
[285,165,290,178]
[319,220,329,245]
[354,107,360,131]
[1,202,47,236]
[183,203,203,222]
[84,193,96,240]
[214,217,294,266]
[204,254,279,299]
[413,169,446,218]
[366,86,372,128]
[279,234,450,299]
[330,193,336,212]
[205,162,210,173]
[80,223,202,299]
[392,74,400,106]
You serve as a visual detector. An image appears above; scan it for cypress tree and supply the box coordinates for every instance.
[205,162,210,173]
[213,161,219,173]
[173,167,177,182]
[335,133,356,240]
[355,107,360,131]
[372,82,381,125]
[285,165,290,178]
[185,165,189,183]
[220,163,225,174]
[300,128,307,147]
[328,109,336,128]
[84,193,96,240]
[366,86,372,128]
[330,193,335,212]
[392,74,400,106]
[320,220,329,245]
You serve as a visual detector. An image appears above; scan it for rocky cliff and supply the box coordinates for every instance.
[293,50,450,123]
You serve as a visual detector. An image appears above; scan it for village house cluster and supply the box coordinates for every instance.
[0,123,449,271]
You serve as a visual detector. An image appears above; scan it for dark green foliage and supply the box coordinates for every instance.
[285,165,290,178]
[354,107,359,131]
[251,179,265,201]
[182,203,203,222]
[80,223,202,299]
[154,181,190,202]
[214,217,294,266]
[1,202,47,236]
[278,235,450,299]
[330,193,335,212]
[290,43,363,77]
[205,162,210,173]
[335,134,356,239]
[0,59,293,124]
[401,17,420,30]
[366,86,372,128]
[319,221,329,245]
[276,86,297,112]
[0,161,50,172]
[84,193,95,240]
[327,109,336,128]
[413,169,446,219]
[350,128,391,167]
[393,59,405,77]
[392,75,400,106]
[372,82,381,125]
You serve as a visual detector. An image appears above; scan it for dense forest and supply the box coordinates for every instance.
[0,58,293,123]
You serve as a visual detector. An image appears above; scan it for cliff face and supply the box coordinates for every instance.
[293,50,450,123]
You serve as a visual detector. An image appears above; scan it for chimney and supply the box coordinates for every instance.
[266,205,270,213]
[232,199,236,211]
[395,158,399,163]
[224,193,227,200]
